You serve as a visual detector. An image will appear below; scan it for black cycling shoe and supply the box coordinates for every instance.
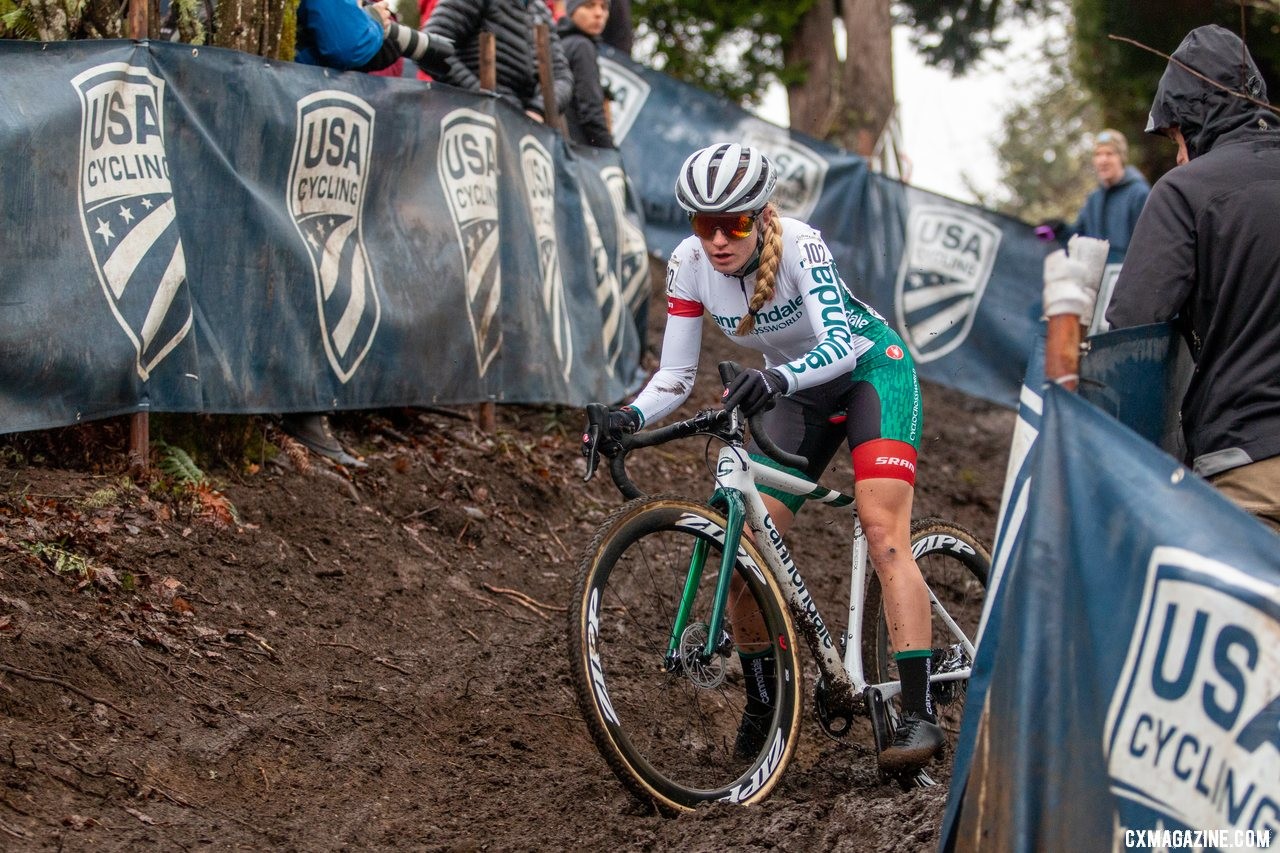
[877,712,944,772]
[733,707,773,760]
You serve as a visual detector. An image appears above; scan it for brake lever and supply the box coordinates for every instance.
[582,422,601,482]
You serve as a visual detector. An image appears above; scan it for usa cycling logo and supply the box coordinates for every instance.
[894,206,1000,364]
[597,57,650,143]
[600,166,649,319]
[742,129,827,221]
[520,136,572,383]
[440,109,502,377]
[580,189,628,374]
[1103,548,1279,842]
[288,91,381,383]
[73,63,192,381]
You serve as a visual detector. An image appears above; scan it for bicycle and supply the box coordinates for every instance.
[568,362,990,813]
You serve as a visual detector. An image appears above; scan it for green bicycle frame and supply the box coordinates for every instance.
[664,487,748,663]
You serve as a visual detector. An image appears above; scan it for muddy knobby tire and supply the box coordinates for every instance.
[861,517,990,780]
[568,495,803,813]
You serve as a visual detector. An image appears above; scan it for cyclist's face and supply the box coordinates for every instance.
[696,215,759,274]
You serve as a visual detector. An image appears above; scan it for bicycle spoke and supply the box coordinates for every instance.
[570,498,802,811]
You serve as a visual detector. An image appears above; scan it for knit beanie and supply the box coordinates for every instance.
[1095,128,1128,163]
[566,0,606,15]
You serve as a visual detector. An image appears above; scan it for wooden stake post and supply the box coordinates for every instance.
[534,24,568,134]
[1044,315,1083,392]
[476,33,498,433]
[128,0,151,476]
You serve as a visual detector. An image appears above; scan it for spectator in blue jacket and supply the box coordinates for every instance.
[1037,129,1150,265]
[295,0,397,71]
[1071,129,1151,264]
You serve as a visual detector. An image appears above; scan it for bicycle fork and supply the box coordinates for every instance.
[662,489,746,676]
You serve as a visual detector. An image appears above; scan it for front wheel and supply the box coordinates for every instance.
[862,518,990,782]
[568,495,803,813]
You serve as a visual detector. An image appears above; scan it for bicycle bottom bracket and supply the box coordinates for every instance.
[678,623,728,689]
[814,675,855,739]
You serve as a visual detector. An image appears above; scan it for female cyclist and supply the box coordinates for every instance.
[596,143,942,773]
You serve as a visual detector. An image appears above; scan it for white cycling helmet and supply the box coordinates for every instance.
[674,143,778,214]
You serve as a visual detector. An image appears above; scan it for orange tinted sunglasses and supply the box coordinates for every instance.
[689,212,757,241]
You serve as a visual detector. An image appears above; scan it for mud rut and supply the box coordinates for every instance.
[0,263,1014,851]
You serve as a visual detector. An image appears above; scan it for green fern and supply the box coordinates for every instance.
[155,441,207,487]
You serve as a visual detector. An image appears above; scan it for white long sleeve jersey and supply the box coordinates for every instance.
[629,217,894,426]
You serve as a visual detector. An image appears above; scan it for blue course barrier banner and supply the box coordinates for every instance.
[987,323,1192,635]
[942,386,1280,852]
[0,39,646,434]
[600,48,1046,408]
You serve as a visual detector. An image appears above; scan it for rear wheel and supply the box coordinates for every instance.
[568,495,802,813]
[862,518,990,782]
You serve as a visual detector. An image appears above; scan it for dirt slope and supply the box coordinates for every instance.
[0,263,1014,851]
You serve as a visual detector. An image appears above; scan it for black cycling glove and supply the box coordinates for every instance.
[584,406,640,459]
[722,368,787,417]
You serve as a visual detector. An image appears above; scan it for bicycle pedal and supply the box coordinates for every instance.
[862,686,894,755]
[897,768,938,790]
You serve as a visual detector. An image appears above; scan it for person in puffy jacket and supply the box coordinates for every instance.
[425,0,574,121]
[1106,24,1280,534]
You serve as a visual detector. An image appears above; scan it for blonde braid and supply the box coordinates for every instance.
[735,204,783,336]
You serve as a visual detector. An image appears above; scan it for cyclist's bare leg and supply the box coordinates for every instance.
[728,494,793,651]
[855,476,929,651]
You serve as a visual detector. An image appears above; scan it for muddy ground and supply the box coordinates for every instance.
[0,262,1014,851]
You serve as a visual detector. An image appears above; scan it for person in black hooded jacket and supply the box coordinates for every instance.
[1106,24,1280,533]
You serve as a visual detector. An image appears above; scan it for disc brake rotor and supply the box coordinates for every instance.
[678,623,727,689]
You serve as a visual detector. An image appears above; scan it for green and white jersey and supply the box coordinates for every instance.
[630,217,907,426]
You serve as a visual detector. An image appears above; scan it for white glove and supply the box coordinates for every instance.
[1042,249,1091,318]
[1042,236,1111,326]
[1067,235,1109,325]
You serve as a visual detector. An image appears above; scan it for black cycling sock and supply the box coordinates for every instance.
[895,649,936,723]
[738,649,775,716]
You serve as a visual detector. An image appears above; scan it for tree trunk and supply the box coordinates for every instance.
[784,0,841,139]
[838,0,894,157]
[214,0,296,60]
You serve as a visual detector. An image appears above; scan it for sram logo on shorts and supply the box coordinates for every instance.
[73,63,192,380]
[287,91,380,383]
[439,109,501,376]
[742,128,827,221]
[1104,547,1280,841]
[874,455,916,473]
[597,57,650,143]
[894,205,1001,364]
[520,135,572,382]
